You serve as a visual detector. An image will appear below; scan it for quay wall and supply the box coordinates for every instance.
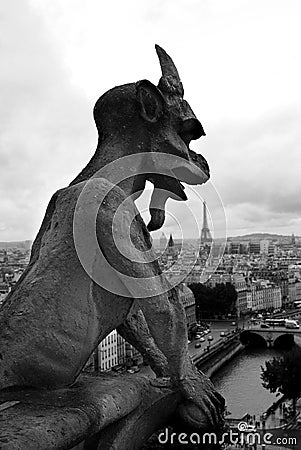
[193,334,245,378]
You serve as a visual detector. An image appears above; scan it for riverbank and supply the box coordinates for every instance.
[196,336,244,378]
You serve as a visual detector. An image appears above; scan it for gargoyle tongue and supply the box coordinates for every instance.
[146,152,209,231]
[148,206,165,232]
[147,175,187,231]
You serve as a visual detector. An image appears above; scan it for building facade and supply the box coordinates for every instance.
[178,283,196,327]
[250,280,281,312]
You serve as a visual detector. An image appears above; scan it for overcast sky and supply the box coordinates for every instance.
[1,0,300,241]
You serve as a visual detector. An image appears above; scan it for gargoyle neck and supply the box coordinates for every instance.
[69,136,148,198]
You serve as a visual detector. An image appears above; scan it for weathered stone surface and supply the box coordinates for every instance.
[0,373,178,450]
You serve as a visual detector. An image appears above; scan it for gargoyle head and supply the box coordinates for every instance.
[93,45,210,231]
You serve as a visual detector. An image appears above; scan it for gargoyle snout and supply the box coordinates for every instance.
[179,118,206,145]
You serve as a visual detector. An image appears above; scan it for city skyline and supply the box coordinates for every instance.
[1,1,301,241]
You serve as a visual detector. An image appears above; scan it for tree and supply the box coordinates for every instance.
[189,282,237,319]
[261,348,301,414]
[188,283,213,319]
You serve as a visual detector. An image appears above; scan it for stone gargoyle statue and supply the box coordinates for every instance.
[0,45,224,430]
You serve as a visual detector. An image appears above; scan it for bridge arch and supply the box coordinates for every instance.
[240,330,267,348]
[273,334,295,349]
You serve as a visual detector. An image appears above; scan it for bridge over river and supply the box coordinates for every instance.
[241,325,301,347]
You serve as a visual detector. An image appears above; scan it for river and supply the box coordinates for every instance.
[211,329,301,419]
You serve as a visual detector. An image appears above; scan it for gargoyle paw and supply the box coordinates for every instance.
[176,369,225,430]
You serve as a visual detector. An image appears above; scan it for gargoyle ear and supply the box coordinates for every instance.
[136,80,165,123]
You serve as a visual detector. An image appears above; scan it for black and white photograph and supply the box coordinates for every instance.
[0,1,301,449]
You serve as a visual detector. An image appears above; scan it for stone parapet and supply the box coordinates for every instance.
[0,372,179,450]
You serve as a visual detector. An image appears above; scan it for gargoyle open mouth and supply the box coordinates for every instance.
[147,149,210,231]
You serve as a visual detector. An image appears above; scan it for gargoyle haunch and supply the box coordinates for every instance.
[0,45,224,430]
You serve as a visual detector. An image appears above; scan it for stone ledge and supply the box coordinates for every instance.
[0,372,179,450]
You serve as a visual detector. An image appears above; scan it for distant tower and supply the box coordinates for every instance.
[292,233,296,246]
[159,232,167,249]
[200,201,212,245]
[166,233,178,260]
[168,234,174,247]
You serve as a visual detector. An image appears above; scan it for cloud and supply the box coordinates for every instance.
[0,0,95,240]
[188,107,301,235]
[1,0,300,241]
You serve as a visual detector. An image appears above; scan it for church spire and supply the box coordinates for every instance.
[168,233,174,247]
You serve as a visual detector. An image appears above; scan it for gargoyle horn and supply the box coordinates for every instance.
[155,44,184,97]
